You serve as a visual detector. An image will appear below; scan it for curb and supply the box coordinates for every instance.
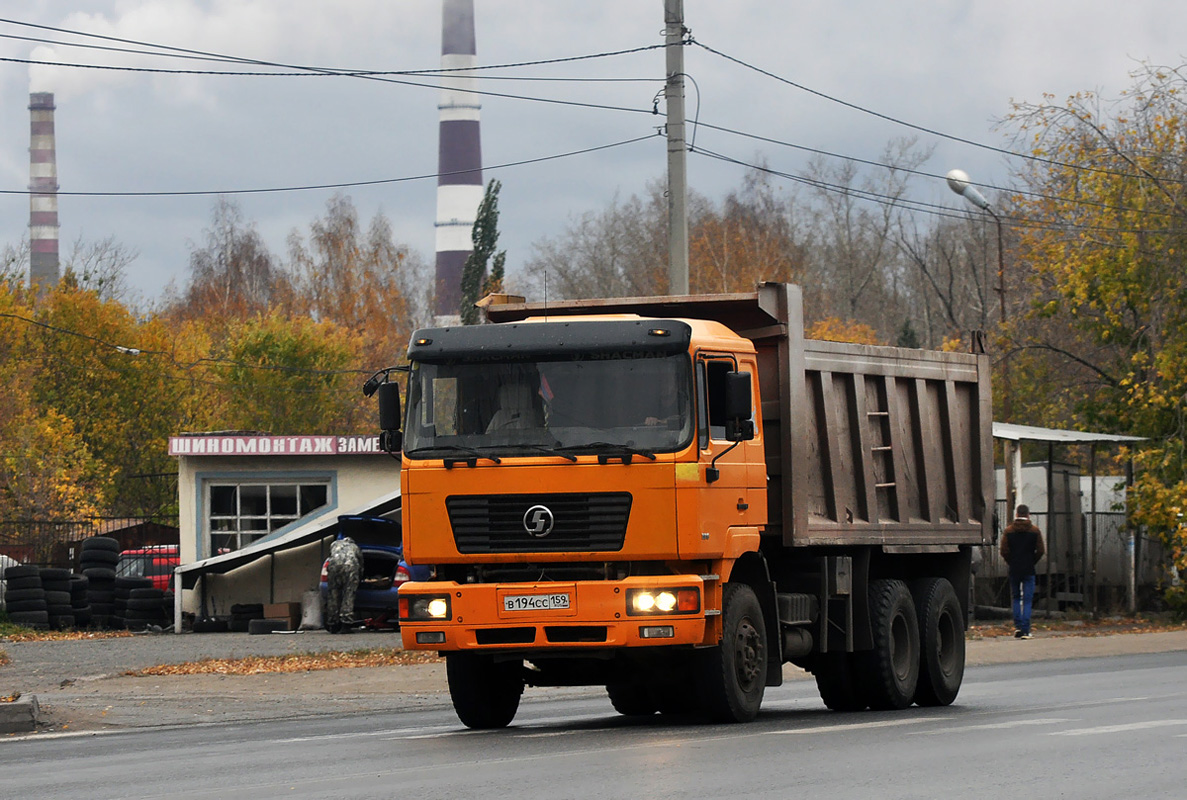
[0,694,40,734]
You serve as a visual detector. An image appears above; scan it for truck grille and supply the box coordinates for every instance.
[446,493,631,554]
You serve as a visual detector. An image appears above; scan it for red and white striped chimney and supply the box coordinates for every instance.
[433,0,483,323]
[28,92,60,294]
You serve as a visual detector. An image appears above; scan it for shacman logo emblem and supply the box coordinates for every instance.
[523,505,555,537]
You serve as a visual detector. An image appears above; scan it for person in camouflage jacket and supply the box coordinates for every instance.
[325,536,362,633]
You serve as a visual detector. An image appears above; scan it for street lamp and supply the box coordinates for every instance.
[947,168,1016,515]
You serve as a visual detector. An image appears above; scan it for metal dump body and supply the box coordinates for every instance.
[486,283,994,549]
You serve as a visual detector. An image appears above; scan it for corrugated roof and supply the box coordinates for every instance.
[992,422,1145,445]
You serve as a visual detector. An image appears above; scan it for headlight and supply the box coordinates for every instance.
[626,587,699,616]
[399,594,452,621]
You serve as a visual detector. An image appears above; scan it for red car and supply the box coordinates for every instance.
[116,545,180,591]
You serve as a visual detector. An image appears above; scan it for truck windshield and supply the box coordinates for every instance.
[404,353,694,457]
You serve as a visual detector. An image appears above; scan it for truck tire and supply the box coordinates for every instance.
[811,651,867,711]
[911,577,965,707]
[858,579,920,710]
[446,653,524,729]
[696,583,767,723]
[606,682,657,716]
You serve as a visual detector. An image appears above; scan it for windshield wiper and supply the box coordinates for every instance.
[554,442,657,464]
[404,445,502,468]
[513,444,578,462]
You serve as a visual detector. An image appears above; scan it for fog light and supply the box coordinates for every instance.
[639,626,675,639]
[416,631,446,645]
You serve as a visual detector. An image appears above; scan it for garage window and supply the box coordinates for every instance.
[207,481,329,553]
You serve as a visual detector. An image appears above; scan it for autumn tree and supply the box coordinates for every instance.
[689,168,809,294]
[1005,64,1187,595]
[287,194,423,372]
[169,197,290,324]
[210,312,366,433]
[521,182,673,300]
[460,180,507,324]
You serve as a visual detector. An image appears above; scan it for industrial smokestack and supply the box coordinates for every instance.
[433,0,483,323]
[28,91,60,294]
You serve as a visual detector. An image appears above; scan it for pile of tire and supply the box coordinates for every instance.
[113,576,156,630]
[39,567,75,630]
[230,603,264,632]
[2,565,49,629]
[70,574,92,628]
[79,536,120,629]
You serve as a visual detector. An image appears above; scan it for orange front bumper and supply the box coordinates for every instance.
[399,576,709,651]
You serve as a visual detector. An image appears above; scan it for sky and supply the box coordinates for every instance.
[1,1,1185,306]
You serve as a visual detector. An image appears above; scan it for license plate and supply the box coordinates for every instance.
[503,593,571,612]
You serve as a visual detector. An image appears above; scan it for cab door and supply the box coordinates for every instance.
[677,353,763,558]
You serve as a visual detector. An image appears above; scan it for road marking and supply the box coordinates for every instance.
[765,718,934,734]
[274,724,457,744]
[909,718,1072,735]
[1052,720,1187,736]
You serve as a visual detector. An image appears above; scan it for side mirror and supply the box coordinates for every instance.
[724,371,755,441]
[377,382,403,453]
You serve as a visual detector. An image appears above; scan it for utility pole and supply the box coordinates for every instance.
[664,0,689,295]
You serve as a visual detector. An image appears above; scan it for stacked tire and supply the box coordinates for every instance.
[79,537,119,629]
[2,565,49,629]
[230,603,264,632]
[70,574,92,628]
[40,567,75,630]
[113,576,154,630]
[124,585,170,631]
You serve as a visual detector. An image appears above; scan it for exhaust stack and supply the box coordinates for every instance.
[433,0,483,324]
[28,91,60,295]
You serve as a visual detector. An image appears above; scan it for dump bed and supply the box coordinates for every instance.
[486,282,994,549]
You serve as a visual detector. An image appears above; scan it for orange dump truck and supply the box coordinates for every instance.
[380,283,993,728]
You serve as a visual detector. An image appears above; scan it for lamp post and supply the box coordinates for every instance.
[947,169,1016,514]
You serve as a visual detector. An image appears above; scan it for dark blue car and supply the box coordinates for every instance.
[319,514,431,629]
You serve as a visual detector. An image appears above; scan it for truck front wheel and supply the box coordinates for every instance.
[446,653,524,729]
[911,577,965,706]
[858,579,920,710]
[696,583,767,723]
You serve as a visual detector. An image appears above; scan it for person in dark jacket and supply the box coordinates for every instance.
[1000,504,1046,638]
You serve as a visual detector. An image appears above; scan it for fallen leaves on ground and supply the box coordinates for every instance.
[126,647,442,677]
[1,629,134,643]
[968,616,1187,639]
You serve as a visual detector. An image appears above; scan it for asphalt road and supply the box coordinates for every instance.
[2,650,1185,799]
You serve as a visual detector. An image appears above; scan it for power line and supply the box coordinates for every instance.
[0,134,658,198]
[691,144,1181,237]
[0,54,660,83]
[0,23,666,75]
[694,119,1184,221]
[690,38,1181,186]
[1,311,371,379]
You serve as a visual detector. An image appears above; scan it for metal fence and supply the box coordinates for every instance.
[0,516,180,570]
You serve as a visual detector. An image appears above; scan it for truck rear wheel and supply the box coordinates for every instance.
[696,583,767,723]
[858,579,920,710]
[446,653,524,729]
[911,577,965,706]
[812,651,867,711]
